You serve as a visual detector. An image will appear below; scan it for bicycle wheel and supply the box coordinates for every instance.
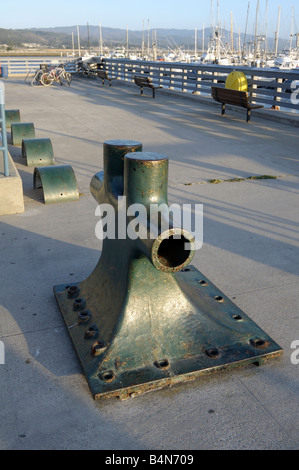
[32,70,44,87]
[65,72,72,85]
[40,72,54,86]
[60,71,72,86]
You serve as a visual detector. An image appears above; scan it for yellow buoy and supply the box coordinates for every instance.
[225,71,248,91]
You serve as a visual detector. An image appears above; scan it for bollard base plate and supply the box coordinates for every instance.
[53,262,283,400]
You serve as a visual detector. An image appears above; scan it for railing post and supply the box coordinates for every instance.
[250,74,258,105]
[195,69,202,95]
[0,81,9,177]
[273,77,283,109]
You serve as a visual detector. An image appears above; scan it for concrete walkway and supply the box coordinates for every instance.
[0,76,298,450]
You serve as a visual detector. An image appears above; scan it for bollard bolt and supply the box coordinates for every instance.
[67,285,80,298]
[91,341,107,357]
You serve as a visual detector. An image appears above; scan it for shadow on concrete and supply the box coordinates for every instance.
[0,220,297,450]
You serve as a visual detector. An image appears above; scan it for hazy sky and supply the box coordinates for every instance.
[1,0,297,39]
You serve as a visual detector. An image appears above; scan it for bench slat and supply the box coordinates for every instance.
[134,74,162,98]
[211,86,263,122]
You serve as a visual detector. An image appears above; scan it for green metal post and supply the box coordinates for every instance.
[34,164,79,204]
[5,109,21,129]
[22,138,55,167]
[11,122,35,146]
[53,140,283,400]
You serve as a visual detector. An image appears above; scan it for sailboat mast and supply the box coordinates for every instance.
[77,25,81,57]
[210,0,213,36]
[142,19,145,58]
[126,25,129,58]
[99,24,103,56]
[239,28,241,56]
[275,6,281,57]
[147,18,150,57]
[87,22,90,53]
[72,32,74,56]
[265,0,268,59]
[254,0,260,63]
[290,6,294,52]
[216,0,220,61]
[231,11,233,53]
[153,30,157,60]
[243,1,250,57]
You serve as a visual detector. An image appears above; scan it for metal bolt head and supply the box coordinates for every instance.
[67,285,80,298]
[91,340,107,356]
[85,324,98,339]
[99,370,115,383]
[78,310,91,324]
[73,297,86,311]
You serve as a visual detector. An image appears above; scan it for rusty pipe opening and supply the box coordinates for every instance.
[157,235,190,268]
[151,229,195,272]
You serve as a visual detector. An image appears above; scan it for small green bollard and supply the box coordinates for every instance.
[5,109,21,129]
[22,138,55,167]
[33,164,79,204]
[11,122,35,146]
[53,140,283,401]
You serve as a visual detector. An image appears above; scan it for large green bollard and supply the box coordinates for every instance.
[33,164,79,204]
[53,140,283,400]
[11,122,35,146]
[22,138,55,167]
[5,109,21,129]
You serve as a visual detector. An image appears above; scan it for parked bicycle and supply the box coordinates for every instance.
[25,64,49,86]
[40,65,72,87]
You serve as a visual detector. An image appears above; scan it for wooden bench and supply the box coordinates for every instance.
[97,70,115,86]
[134,75,162,98]
[211,86,263,122]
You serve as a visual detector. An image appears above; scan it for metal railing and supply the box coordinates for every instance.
[1,56,298,113]
[99,58,299,113]
[0,58,77,76]
[0,81,9,177]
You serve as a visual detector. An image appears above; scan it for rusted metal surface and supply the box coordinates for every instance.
[34,164,79,204]
[5,109,20,129]
[11,122,35,146]
[22,138,55,167]
[53,140,283,400]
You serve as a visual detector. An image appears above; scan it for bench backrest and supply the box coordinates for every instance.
[98,70,109,79]
[211,87,250,108]
[134,75,153,86]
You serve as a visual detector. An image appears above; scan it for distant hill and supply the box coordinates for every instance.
[0,25,290,52]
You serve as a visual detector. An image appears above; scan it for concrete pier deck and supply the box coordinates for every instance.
[0,76,298,450]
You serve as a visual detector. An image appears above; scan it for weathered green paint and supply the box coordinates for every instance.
[22,138,55,167]
[11,122,35,146]
[53,140,283,400]
[5,109,21,129]
[34,164,79,204]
